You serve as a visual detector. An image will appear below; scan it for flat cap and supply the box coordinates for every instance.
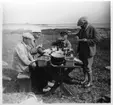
[22,32,35,40]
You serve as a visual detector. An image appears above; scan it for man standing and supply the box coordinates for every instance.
[76,17,100,87]
[12,32,36,77]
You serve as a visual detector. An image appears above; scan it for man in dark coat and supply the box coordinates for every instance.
[76,17,101,87]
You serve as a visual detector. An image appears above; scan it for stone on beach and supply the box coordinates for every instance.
[19,96,43,104]
[105,66,110,71]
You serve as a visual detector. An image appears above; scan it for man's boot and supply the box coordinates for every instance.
[81,72,88,85]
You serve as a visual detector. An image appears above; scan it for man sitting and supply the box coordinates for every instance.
[29,30,54,93]
[12,32,36,77]
[30,30,44,59]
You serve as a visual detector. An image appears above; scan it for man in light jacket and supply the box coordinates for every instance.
[12,32,36,77]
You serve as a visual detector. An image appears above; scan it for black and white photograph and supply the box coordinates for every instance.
[1,0,111,104]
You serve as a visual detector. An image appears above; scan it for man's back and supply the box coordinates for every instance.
[12,42,32,73]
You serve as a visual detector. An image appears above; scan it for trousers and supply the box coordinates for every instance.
[79,55,94,73]
[79,54,94,84]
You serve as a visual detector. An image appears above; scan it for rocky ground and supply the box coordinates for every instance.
[2,28,110,103]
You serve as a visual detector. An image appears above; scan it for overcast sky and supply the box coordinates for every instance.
[2,1,110,24]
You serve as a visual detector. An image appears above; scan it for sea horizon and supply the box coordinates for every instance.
[3,23,110,31]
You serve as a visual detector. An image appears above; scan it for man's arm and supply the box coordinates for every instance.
[15,45,32,66]
[66,40,72,49]
[87,27,101,46]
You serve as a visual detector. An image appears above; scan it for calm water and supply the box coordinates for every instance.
[3,23,110,31]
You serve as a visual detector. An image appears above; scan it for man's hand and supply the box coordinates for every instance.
[82,38,87,42]
[78,38,87,42]
[31,62,36,67]
[30,60,36,67]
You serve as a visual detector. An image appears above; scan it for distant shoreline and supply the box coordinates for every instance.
[3,23,110,31]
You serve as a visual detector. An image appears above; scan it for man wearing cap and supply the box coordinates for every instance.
[12,32,38,93]
[74,17,101,87]
[12,32,36,74]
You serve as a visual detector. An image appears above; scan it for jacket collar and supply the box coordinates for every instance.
[85,23,89,30]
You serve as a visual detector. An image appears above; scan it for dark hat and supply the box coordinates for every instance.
[77,17,88,26]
